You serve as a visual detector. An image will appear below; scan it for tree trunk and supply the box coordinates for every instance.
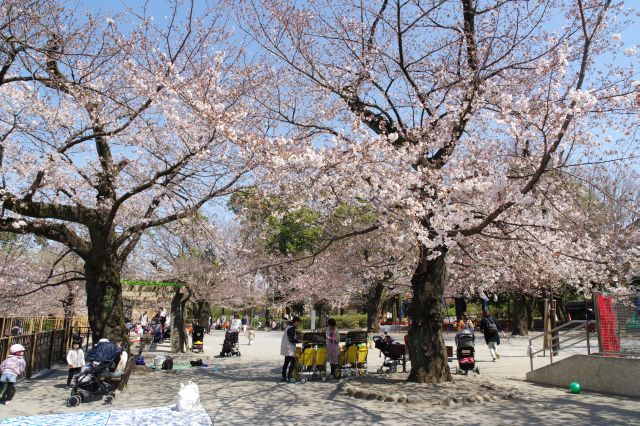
[197,300,210,326]
[313,302,326,330]
[512,294,530,335]
[170,287,190,353]
[366,280,385,333]
[526,299,535,331]
[454,297,467,321]
[84,253,127,344]
[407,246,451,383]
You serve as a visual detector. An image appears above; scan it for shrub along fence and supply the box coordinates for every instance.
[0,316,89,378]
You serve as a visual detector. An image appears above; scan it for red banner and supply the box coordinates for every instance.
[596,294,620,352]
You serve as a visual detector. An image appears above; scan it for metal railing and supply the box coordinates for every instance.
[593,291,640,357]
[528,320,595,371]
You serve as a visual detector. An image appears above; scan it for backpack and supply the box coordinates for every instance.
[485,318,498,333]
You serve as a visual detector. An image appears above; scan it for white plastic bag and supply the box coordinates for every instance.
[154,355,166,367]
[177,381,201,412]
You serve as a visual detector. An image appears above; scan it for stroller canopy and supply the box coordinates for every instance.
[85,341,122,363]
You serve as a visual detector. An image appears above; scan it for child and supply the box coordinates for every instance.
[66,339,85,388]
[248,328,256,345]
[0,344,27,405]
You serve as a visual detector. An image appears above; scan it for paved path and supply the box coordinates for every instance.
[1,330,638,425]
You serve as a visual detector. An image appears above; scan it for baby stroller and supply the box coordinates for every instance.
[338,331,368,377]
[293,332,327,383]
[455,329,479,375]
[373,334,406,373]
[220,330,240,356]
[191,325,205,353]
[67,341,122,407]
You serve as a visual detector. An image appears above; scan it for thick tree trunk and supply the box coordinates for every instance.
[84,253,127,344]
[313,302,326,329]
[196,300,210,326]
[512,293,530,335]
[526,299,535,331]
[454,297,467,321]
[366,280,386,333]
[170,288,190,353]
[407,246,451,383]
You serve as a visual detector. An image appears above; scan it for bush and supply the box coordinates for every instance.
[299,314,367,330]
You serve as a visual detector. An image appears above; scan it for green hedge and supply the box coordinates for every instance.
[299,314,367,330]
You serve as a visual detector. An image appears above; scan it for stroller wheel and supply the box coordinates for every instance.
[105,395,114,404]
[67,395,81,407]
[237,352,241,356]
[321,375,327,382]
[300,377,307,384]
[377,367,383,374]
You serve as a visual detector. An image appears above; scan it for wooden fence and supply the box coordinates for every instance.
[0,316,89,337]
[0,316,91,378]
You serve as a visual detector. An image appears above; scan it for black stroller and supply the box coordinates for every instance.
[220,330,240,356]
[191,325,205,353]
[373,334,407,373]
[67,341,122,407]
[455,329,479,375]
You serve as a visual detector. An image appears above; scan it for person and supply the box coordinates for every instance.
[102,341,128,378]
[66,338,85,389]
[248,328,256,345]
[231,315,242,332]
[457,312,474,332]
[0,344,27,405]
[208,316,212,333]
[479,311,506,361]
[280,316,302,383]
[158,307,167,334]
[139,311,148,327]
[241,316,248,335]
[326,318,340,378]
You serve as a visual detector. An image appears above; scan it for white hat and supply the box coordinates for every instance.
[98,338,110,343]
[9,343,26,354]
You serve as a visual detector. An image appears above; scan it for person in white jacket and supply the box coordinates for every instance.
[280,316,302,382]
[66,340,85,388]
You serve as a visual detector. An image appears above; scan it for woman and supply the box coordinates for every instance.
[479,311,505,361]
[326,318,340,378]
[457,312,474,331]
[280,316,302,382]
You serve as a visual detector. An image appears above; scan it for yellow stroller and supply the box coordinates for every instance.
[337,331,368,377]
[293,332,328,383]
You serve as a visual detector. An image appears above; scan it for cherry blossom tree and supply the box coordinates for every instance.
[244,0,639,382]
[0,1,265,342]
[0,233,85,317]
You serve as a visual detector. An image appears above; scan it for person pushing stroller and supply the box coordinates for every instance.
[280,316,302,383]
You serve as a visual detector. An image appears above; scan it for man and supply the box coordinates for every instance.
[241,316,248,335]
[280,316,302,383]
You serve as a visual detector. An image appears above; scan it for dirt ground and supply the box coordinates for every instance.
[1,330,638,425]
